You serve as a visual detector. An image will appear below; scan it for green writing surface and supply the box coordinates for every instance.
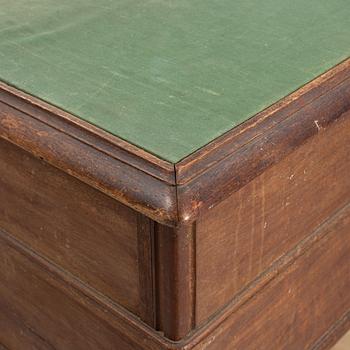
[0,0,349,162]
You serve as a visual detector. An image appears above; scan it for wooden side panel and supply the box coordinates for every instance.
[0,138,141,316]
[137,215,156,327]
[195,114,350,324]
[192,204,350,350]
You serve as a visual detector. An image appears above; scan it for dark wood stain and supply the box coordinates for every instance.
[0,228,171,350]
[0,229,143,350]
[137,214,156,327]
[154,223,196,341]
[195,112,350,324]
[0,138,141,316]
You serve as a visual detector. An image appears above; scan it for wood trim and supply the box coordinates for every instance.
[154,223,196,341]
[137,214,156,327]
[1,59,350,226]
[0,82,173,181]
[0,96,177,226]
[192,110,350,326]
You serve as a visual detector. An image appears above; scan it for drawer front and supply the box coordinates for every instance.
[0,139,143,317]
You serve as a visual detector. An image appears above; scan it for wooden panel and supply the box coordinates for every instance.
[191,203,350,350]
[0,230,139,350]
[196,113,350,324]
[0,138,141,316]
[0,304,55,350]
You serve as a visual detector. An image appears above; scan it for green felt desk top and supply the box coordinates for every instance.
[0,1,349,162]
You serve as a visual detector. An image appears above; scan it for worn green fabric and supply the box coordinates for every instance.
[0,1,349,162]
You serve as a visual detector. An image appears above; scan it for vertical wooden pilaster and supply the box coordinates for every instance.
[137,214,156,328]
[154,223,196,341]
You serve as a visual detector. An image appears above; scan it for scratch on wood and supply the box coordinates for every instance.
[233,190,242,292]
[314,120,321,131]
[259,174,266,271]
[248,182,256,280]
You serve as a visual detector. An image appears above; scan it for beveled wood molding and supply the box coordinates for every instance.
[0,83,177,226]
[154,223,196,341]
[1,58,349,226]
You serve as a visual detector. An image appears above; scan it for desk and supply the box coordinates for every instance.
[0,1,349,349]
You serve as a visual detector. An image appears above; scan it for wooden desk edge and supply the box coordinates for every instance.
[0,83,178,225]
[0,58,349,226]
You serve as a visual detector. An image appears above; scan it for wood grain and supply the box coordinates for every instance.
[195,111,350,324]
[0,138,141,316]
[2,203,348,350]
[187,203,350,350]
[0,304,55,350]
[0,229,144,350]
[137,214,156,327]
[314,313,350,350]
